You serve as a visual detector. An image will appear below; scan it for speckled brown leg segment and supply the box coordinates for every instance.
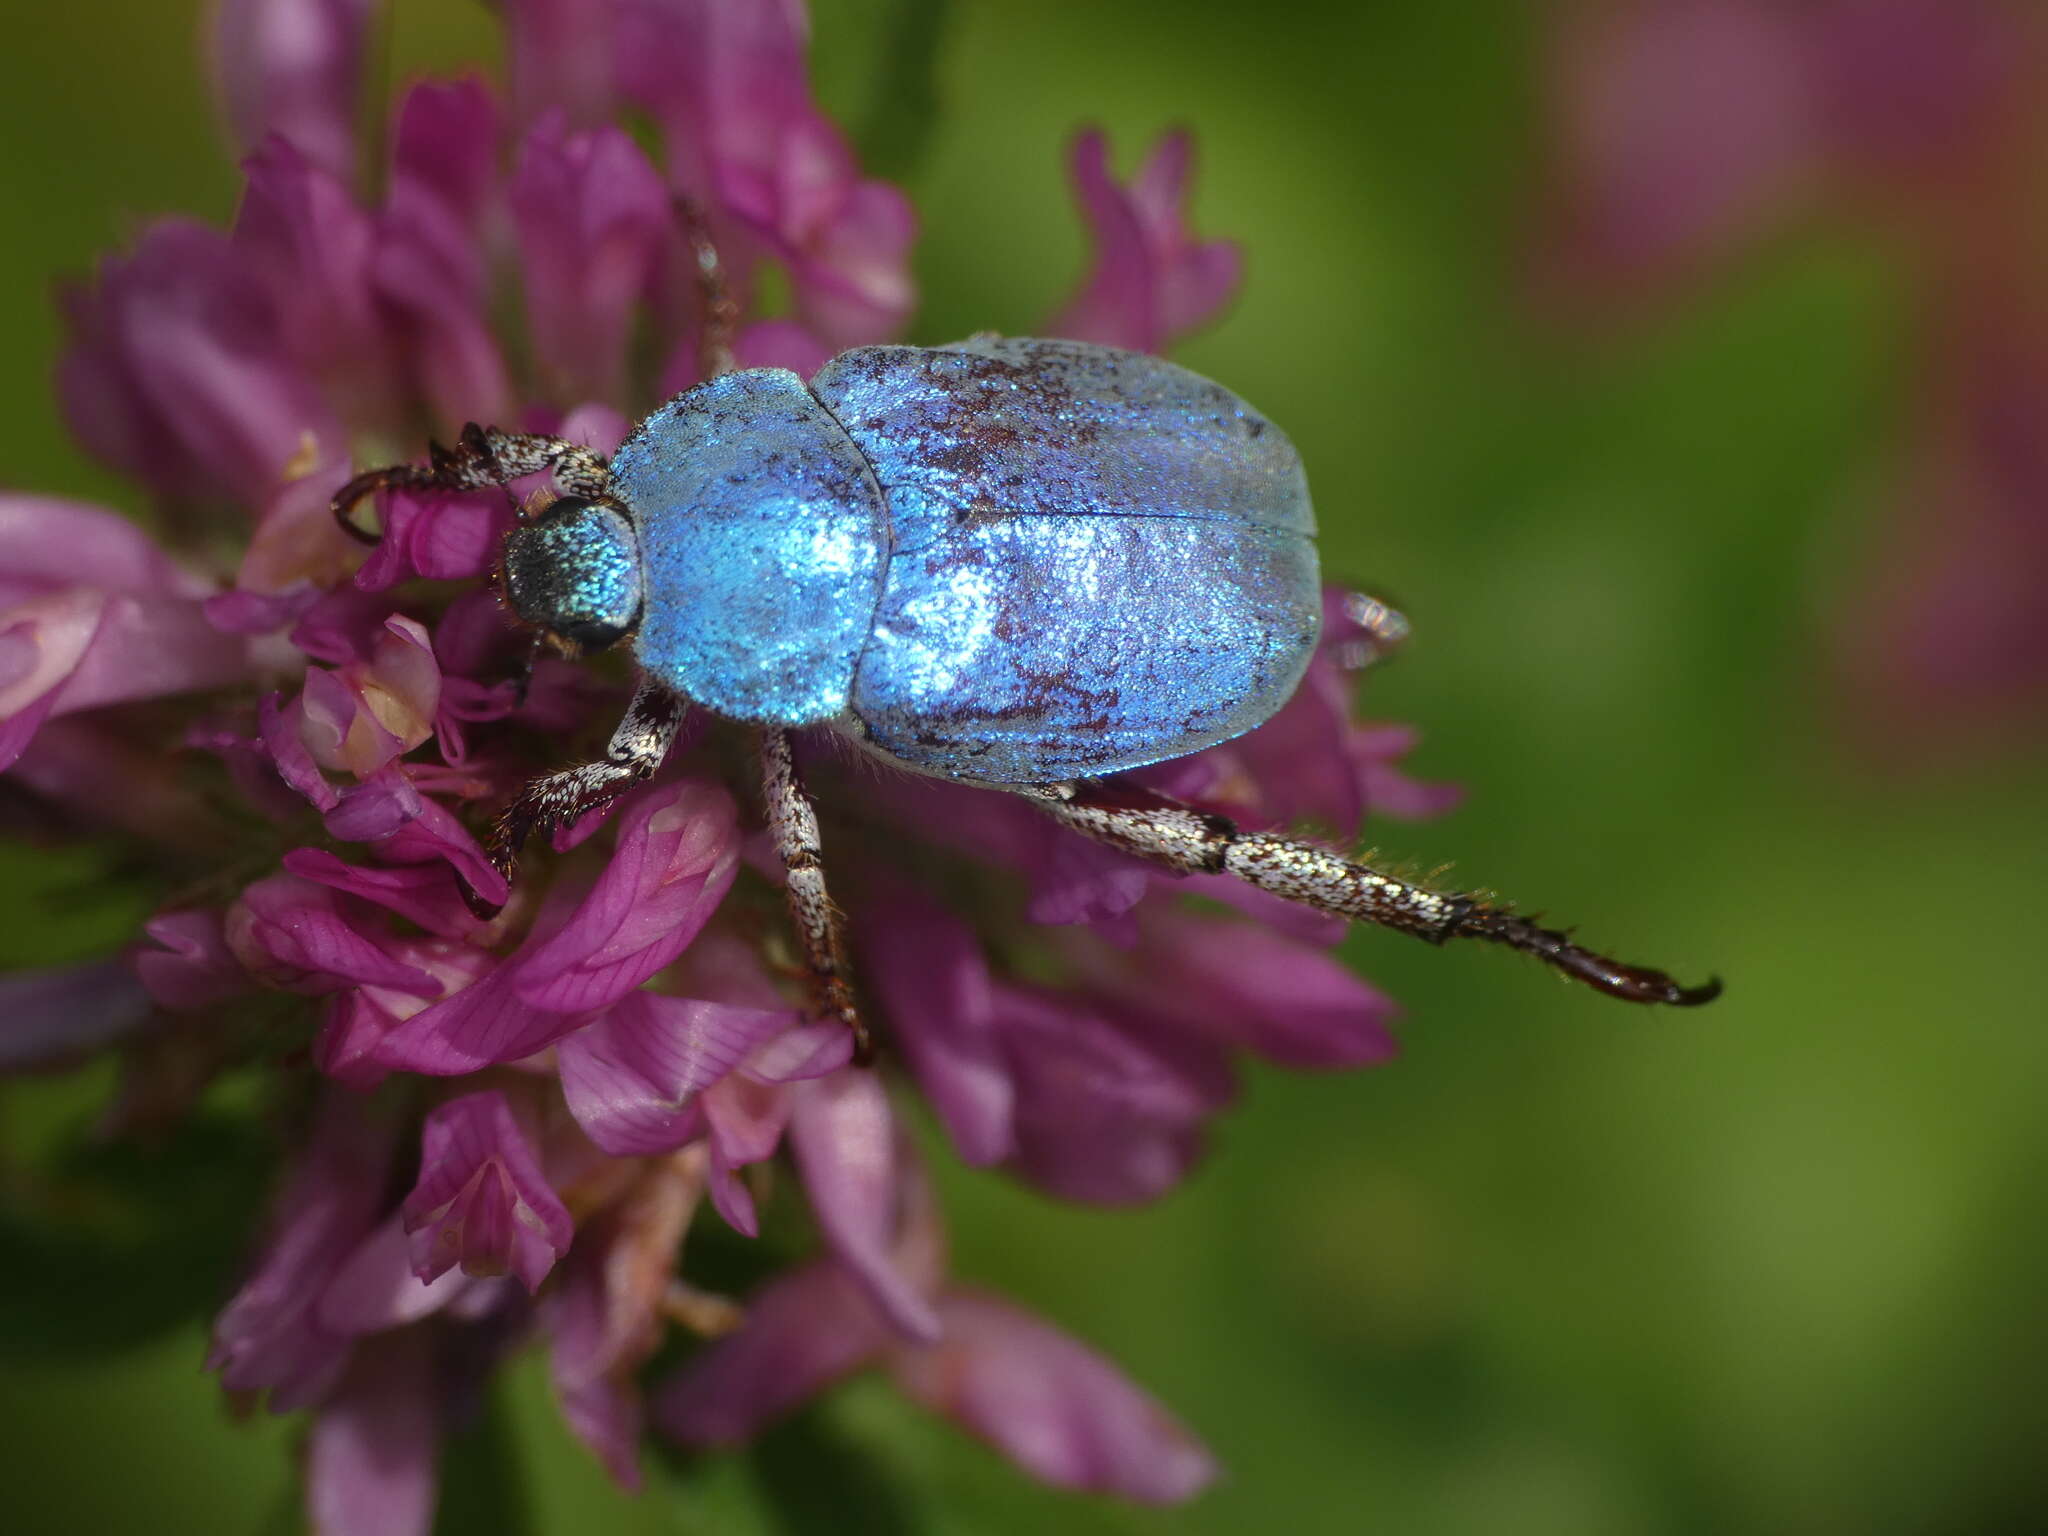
[760,729,872,1061]
[1028,779,1720,1006]
[479,679,686,906]
[332,424,616,538]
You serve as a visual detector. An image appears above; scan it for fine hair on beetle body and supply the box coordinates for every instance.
[332,214,1719,1059]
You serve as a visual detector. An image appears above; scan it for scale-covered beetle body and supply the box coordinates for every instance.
[336,326,1718,1035]
[608,336,1319,783]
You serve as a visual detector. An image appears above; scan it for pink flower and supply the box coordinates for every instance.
[58,222,342,505]
[615,0,917,354]
[2,1,1460,1526]
[306,1332,442,1536]
[656,1144,1216,1503]
[1050,128,1243,353]
[1534,0,2048,742]
[212,0,377,180]
[512,115,674,405]
[208,1090,395,1411]
[403,1090,575,1290]
[0,497,251,768]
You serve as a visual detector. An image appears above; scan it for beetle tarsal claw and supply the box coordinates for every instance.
[1449,904,1720,1005]
[330,477,388,545]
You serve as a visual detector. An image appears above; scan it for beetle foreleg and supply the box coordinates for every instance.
[759,728,872,1063]
[476,679,686,911]
[332,425,616,540]
[1028,781,1721,1007]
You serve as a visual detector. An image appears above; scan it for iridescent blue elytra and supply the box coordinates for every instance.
[598,335,1319,783]
[341,331,1718,1014]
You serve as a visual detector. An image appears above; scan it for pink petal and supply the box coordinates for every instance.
[1102,907,1401,1070]
[368,796,510,913]
[204,583,320,636]
[512,114,672,406]
[785,176,918,349]
[306,1329,442,1536]
[323,765,427,841]
[352,489,513,592]
[616,0,915,348]
[503,0,620,126]
[696,1073,794,1237]
[211,0,377,181]
[234,135,395,421]
[856,882,1015,1166]
[0,591,105,769]
[209,1091,394,1411]
[737,1019,854,1084]
[226,874,442,996]
[374,80,513,429]
[288,583,394,665]
[546,1154,703,1489]
[510,779,740,1014]
[57,219,340,505]
[890,1290,1217,1504]
[402,1090,574,1292]
[283,850,485,942]
[0,960,154,1072]
[788,1072,940,1343]
[136,909,249,1011]
[1048,128,1241,353]
[314,941,493,1088]
[236,470,363,601]
[558,993,799,1156]
[372,956,557,1076]
[1540,2,1818,291]
[317,1213,472,1334]
[58,593,251,718]
[260,691,341,811]
[0,495,204,598]
[731,318,834,375]
[652,1261,896,1447]
[996,984,1230,1206]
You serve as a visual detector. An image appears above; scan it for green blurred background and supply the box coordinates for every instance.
[3,3,2045,1533]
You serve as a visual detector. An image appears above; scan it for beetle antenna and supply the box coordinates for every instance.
[675,195,738,381]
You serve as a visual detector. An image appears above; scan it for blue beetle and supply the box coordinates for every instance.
[337,335,1717,1053]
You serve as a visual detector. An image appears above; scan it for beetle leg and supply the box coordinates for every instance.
[475,679,685,911]
[332,424,616,540]
[759,728,872,1063]
[675,196,738,381]
[1026,780,1721,1007]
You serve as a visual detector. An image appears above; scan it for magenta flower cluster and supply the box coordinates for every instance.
[1534,0,2048,745]
[1,2,1453,1528]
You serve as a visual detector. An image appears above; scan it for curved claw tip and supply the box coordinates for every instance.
[457,880,506,923]
[1669,975,1724,1008]
[331,490,383,546]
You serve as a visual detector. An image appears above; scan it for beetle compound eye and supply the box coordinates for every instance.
[502,498,645,652]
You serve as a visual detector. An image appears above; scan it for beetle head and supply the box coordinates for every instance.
[501,497,644,654]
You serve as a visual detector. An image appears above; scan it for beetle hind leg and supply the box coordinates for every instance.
[759,728,872,1062]
[1028,780,1720,1007]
